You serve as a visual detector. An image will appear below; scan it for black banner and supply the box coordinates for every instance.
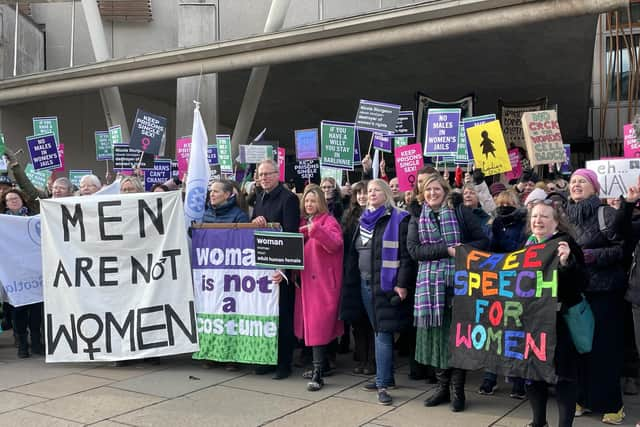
[113,144,155,170]
[129,109,167,155]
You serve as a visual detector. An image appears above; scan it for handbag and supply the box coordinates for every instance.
[562,295,594,354]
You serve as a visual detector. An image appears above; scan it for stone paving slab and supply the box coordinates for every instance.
[10,373,112,399]
[336,380,429,407]
[0,409,83,426]
[113,384,310,427]
[0,390,47,414]
[26,386,165,424]
[81,363,168,381]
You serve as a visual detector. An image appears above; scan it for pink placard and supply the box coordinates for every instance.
[394,143,424,192]
[54,143,65,172]
[176,136,192,180]
[505,148,522,181]
[624,124,640,158]
[278,147,286,182]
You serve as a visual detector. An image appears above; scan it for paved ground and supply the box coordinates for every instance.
[1,333,639,426]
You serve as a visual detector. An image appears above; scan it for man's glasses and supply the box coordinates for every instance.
[257,171,277,178]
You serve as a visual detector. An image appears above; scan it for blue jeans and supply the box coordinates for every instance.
[361,278,394,388]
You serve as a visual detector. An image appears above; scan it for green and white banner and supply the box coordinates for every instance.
[191,227,279,364]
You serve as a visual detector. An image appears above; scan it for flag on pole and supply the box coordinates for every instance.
[184,102,210,226]
[372,149,380,179]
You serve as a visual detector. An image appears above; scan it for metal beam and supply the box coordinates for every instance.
[0,0,628,105]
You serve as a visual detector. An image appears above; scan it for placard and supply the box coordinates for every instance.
[295,128,319,161]
[293,160,320,182]
[239,144,274,164]
[41,192,199,362]
[320,166,342,184]
[586,158,640,198]
[0,132,5,157]
[320,121,355,170]
[69,170,92,187]
[109,125,124,145]
[391,111,415,137]
[129,109,167,155]
[522,110,566,167]
[505,148,523,181]
[450,243,559,383]
[26,133,61,171]
[424,108,461,157]
[192,228,278,364]
[95,131,113,161]
[113,144,154,170]
[416,93,474,149]
[560,145,572,174]
[355,99,401,134]
[33,116,60,146]
[466,120,512,176]
[207,145,219,166]
[458,114,497,164]
[25,164,52,190]
[394,143,424,192]
[54,143,65,172]
[254,231,304,270]
[394,137,409,148]
[372,133,392,153]
[277,147,286,182]
[498,98,548,150]
[143,159,172,191]
[624,124,640,158]
[216,134,233,173]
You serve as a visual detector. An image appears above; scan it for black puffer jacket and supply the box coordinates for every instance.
[340,208,414,333]
[566,195,625,293]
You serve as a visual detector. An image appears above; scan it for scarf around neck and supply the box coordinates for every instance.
[359,205,386,245]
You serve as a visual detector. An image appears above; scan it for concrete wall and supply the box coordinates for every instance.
[0,5,44,78]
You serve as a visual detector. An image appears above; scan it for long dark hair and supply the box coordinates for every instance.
[343,180,368,230]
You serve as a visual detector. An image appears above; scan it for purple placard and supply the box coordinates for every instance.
[295,128,319,161]
[26,133,61,171]
[143,159,172,191]
[207,145,219,165]
[424,109,461,156]
[372,133,392,153]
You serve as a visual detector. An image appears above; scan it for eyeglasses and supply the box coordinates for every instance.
[5,196,21,202]
[257,171,277,178]
[528,199,554,208]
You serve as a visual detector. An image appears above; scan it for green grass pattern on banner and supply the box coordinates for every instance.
[192,313,279,365]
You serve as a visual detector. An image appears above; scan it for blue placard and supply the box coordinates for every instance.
[207,145,219,166]
[295,128,319,161]
[26,133,61,171]
[143,159,172,191]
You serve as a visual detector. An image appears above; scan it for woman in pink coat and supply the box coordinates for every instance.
[294,185,344,392]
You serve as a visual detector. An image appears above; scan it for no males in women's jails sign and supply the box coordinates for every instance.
[40,191,199,362]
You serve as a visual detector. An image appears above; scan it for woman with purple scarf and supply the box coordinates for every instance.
[341,179,414,406]
[407,174,488,412]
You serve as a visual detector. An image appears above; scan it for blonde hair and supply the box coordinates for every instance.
[495,189,521,207]
[417,174,451,205]
[301,184,328,216]
[119,176,144,193]
[368,179,395,209]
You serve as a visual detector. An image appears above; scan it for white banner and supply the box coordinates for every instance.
[586,158,640,198]
[40,191,199,362]
[0,215,43,306]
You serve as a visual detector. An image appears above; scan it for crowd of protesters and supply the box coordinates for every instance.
[3,147,640,427]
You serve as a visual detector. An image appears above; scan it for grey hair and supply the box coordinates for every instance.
[257,158,279,174]
[79,174,102,188]
[53,177,72,191]
[120,176,144,193]
[367,178,396,209]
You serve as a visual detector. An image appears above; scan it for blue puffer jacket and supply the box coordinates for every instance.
[202,195,250,224]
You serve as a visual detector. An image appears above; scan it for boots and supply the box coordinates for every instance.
[451,368,466,412]
[307,367,324,391]
[424,368,451,407]
[17,334,29,358]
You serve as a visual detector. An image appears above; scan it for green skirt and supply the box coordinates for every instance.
[415,309,452,369]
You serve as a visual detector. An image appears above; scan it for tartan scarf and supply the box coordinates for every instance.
[414,204,461,327]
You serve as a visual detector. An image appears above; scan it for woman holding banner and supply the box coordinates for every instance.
[295,185,344,392]
[407,173,488,412]
[341,179,413,406]
[524,199,585,427]
[567,169,627,425]
[203,180,250,223]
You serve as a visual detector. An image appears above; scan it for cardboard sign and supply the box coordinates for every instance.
[424,108,461,157]
[113,144,154,170]
[466,120,512,176]
[0,215,43,306]
[458,114,497,165]
[449,243,559,383]
[254,231,304,270]
[498,98,548,150]
[277,147,286,182]
[522,110,566,167]
[394,143,424,192]
[505,148,523,181]
[143,159,172,191]
[26,133,62,171]
[207,145,219,166]
[69,170,92,187]
[40,192,198,362]
[191,228,279,364]
[320,121,355,170]
[624,124,640,158]
[239,144,274,164]
[372,133,392,153]
[33,116,60,146]
[216,134,233,173]
[95,131,113,161]
[129,109,167,155]
[586,158,640,198]
[295,128,319,161]
[24,164,51,191]
[355,99,401,134]
[109,125,124,145]
[391,111,415,137]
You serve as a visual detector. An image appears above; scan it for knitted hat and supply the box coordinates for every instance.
[524,188,548,206]
[572,168,600,194]
[489,182,506,197]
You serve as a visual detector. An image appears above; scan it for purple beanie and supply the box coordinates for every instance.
[572,168,600,194]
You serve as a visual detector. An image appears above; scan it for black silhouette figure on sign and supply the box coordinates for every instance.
[480,131,496,159]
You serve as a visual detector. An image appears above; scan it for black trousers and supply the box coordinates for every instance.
[277,281,296,370]
[526,380,577,427]
[13,302,43,341]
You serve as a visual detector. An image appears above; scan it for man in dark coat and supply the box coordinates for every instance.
[252,159,301,379]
